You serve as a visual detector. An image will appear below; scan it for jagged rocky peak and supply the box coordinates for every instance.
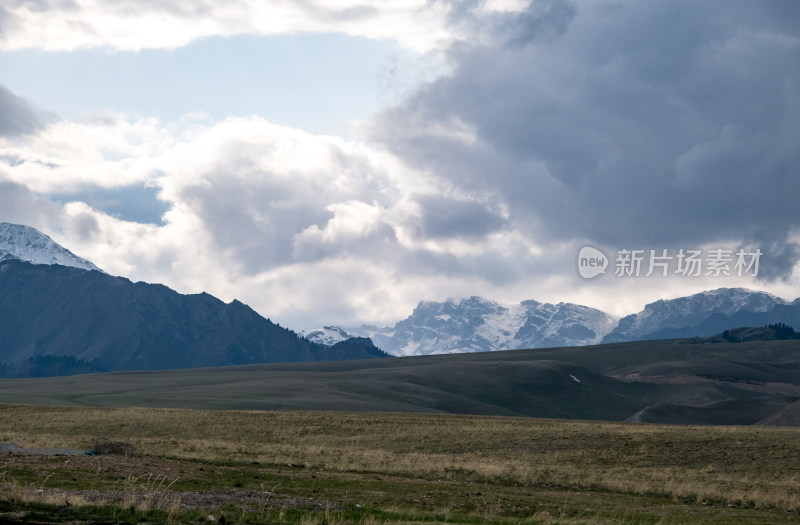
[343,296,618,356]
[0,222,103,272]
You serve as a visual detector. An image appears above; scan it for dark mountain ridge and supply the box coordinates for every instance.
[0,258,387,377]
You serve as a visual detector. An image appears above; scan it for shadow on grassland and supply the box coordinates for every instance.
[0,339,798,425]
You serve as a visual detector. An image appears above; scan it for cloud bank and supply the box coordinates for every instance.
[1,0,799,329]
[372,0,800,249]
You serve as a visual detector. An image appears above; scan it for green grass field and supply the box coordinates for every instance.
[2,405,800,524]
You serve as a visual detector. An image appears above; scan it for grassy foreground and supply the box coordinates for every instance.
[1,405,799,524]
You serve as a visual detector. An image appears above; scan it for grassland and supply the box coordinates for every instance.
[2,405,800,524]
[1,339,799,425]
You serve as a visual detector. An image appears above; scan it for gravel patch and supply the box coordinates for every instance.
[0,441,83,456]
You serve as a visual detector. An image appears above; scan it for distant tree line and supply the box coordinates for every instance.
[765,322,799,339]
[720,323,800,343]
[26,355,99,377]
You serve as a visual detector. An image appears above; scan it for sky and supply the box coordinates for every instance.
[1,0,799,331]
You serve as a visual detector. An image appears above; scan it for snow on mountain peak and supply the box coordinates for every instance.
[0,223,103,272]
[307,286,800,356]
[343,296,618,356]
[603,287,790,342]
[698,287,785,305]
[302,326,352,346]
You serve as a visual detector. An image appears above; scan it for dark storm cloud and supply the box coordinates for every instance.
[0,85,44,137]
[371,0,800,278]
[504,0,576,48]
[392,242,532,286]
[415,195,506,240]
[737,228,800,282]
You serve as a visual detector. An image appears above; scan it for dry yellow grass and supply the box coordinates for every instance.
[2,404,800,523]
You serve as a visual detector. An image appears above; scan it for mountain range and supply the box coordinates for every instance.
[604,288,800,342]
[307,292,800,356]
[0,223,386,377]
[3,221,800,377]
[332,297,618,356]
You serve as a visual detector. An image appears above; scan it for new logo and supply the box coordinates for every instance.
[578,246,608,279]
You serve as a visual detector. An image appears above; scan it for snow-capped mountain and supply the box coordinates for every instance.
[0,222,102,272]
[513,299,619,349]
[312,288,800,355]
[339,296,618,356]
[302,326,353,346]
[602,288,796,342]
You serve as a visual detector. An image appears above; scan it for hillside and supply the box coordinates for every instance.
[0,258,386,377]
[688,324,800,343]
[1,338,798,425]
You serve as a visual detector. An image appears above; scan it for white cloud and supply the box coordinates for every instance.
[294,200,387,251]
[0,114,169,193]
[3,111,517,327]
[0,0,465,53]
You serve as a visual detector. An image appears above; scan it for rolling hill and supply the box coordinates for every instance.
[1,338,798,426]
